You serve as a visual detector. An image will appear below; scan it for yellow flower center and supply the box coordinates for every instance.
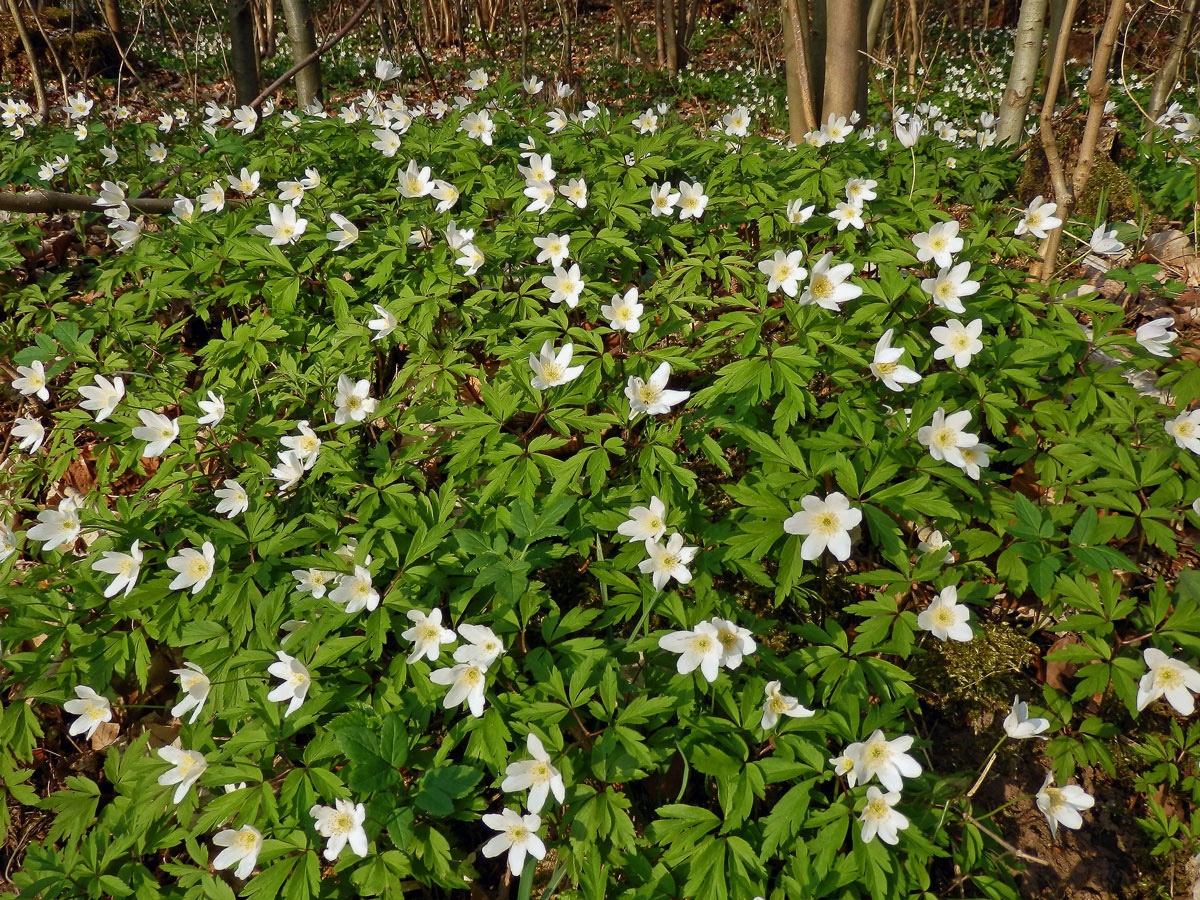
[811,277,833,300]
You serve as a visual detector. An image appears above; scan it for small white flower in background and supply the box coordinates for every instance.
[830,201,865,231]
[626,362,689,419]
[213,480,248,519]
[844,178,877,205]
[371,127,401,157]
[431,180,459,212]
[169,196,196,225]
[1003,695,1050,740]
[146,143,168,163]
[556,80,574,99]
[277,180,305,206]
[912,220,963,268]
[167,542,216,594]
[64,91,93,119]
[460,110,494,145]
[958,442,992,481]
[455,243,485,276]
[271,450,307,491]
[859,787,909,845]
[109,218,142,252]
[367,304,397,341]
[200,182,225,213]
[895,116,923,147]
[676,182,709,220]
[375,57,403,81]
[300,168,321,190]
[1015,195,1062,240]
[334,375,378,425]
[523,75,544,94]
[212,825,262,879]
[268,651,311,717]
[931,318,985,368]
[533,232,571,267]
[481,808,545,877]
[528,340,584,391]
[28,496,82,552]
[329,565,380,614]
[91,540,142,598]
[722,105,751,137]
[783,492,862,562]
[762,681,814,730]
[157,745,207,804]
[256,203,308,246]
[524,180,556,214]
[0,522,15,562]
[171,662,210,724]
[786,198,815,224]
[658,621,723,682]
[196,390,225,426]
[711,617,755,669]
[1089,223,1124,255]
[559,177,588,208]
[292,567,333,599]
[1135,317,1176,358]
[402,608,457,663]
[798,253,861,311]
[821,113,852,142]
[922,261,980,314]
[229,167,260,195]
[870,329,922,392]
[1136,648,1200,715]
[1036,774,1094,837]
[918,407,979,469]
[310,799,369,860]
[649,182,680,217]
[502,734,566,813]
[231,105,257,134]
[465,67,489,90]
[916,585,974,642]
[1165,410,1200,455]
[12,416,44,453]
[281,420,321,468]
[96,180,126,209]
[917,529,953,563]
[633,108,658,134]
[541,264,585,308]
[63,685,112,740]
[430,662,488,717]
[758,249,808,297]
[518,152,555,183]
[398,159,433,198]
[132,410,179,458]
[617,497,667,543]
[100,146,118,166]
[640,533,697,591]
[13,360,49,401]
[600,287,644,333]
[842,730,922,791]
[454,624,505,668]
[323,212,359,251]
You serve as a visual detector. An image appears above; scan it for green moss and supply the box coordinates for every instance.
[1016,118,1136,219]
[51,28,114,78]
[912,622,1038,720]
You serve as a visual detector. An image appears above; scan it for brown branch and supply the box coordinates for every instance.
[3,0,48,123]
[0,190,176,214]
[394,0,441,99]
[1035,0,1079,282]
[249,0,373,109]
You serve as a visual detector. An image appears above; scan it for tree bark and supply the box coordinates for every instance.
[996,0,1048,145]
[1041,0,1065,89]
[0,190,177,214]
[781,0,816,138]
[808,0,827,112]
[822,0,863,122]
[228,0,260,105]
[663,0,677,72]
[654,0,665,66]
[865,0,887,54]
[102,0,125,47]
[279,0,322,107]
[5,0,49,122]
[1148,0,1199,122]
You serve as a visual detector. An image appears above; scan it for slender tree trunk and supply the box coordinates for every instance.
[519,0,529,73]
[996,0,1048,145]
[865,0,886,54]
[102,0,125,47]
[1041,0,1065,89]
[279,0,321,106]
[781,0,815,138]
[1148,0,1199,122]
[808,0,827,114]
[611,0,645,61]
[228,0,260,105]
[654,0,665,65]
[905,0,917,91]
[5,0,48,122]
[822,0,863,122]
[663,0,677,72]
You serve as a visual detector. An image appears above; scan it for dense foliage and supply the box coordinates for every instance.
[2,66,1200,900]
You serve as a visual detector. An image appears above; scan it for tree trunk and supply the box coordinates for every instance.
[1041,0,1065,89]
[1148,0,1199,122]
[865,0,886,54]
[5,0,48,122]
[229,0,260,105]
[102,0,125,47]
[822,0,863,122]
[654,0,665,65]
[279,0,322,107]
[996,0,1048,145]
[808,0,827,113]
[663,0,677,72]
[781,0,816,139]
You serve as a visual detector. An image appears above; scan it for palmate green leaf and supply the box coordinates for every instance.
[413,765,483,817]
